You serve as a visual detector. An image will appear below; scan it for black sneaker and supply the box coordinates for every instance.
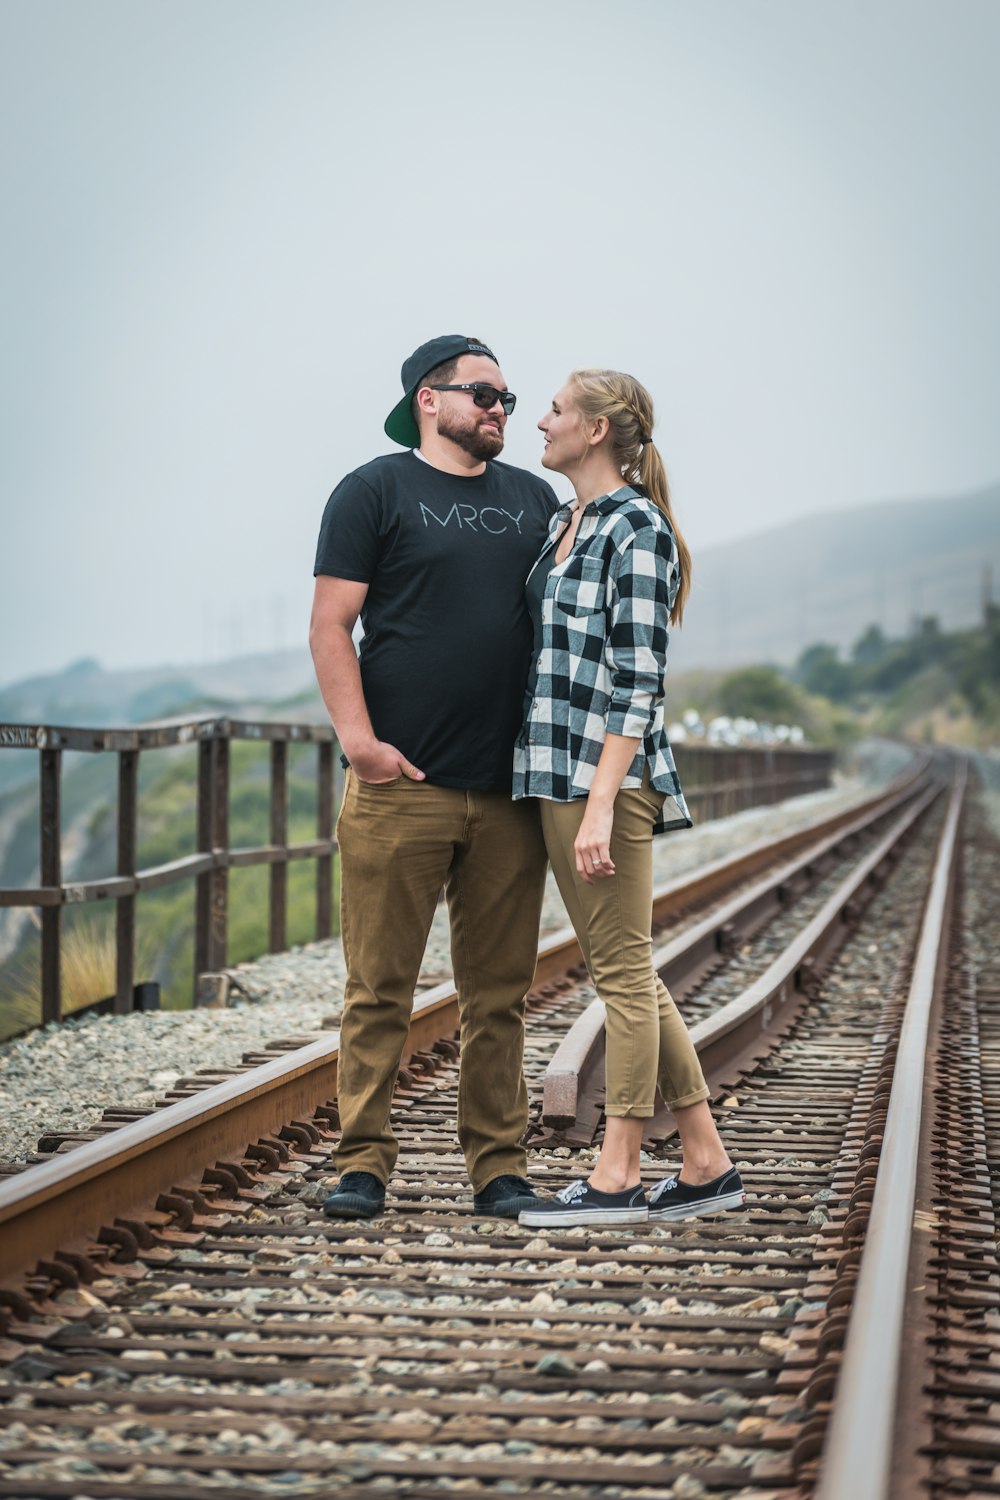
[647,1166,745,1222]
[322,1170,386,1220]
[473,1174,540,1219]
[518,1179,648,1228]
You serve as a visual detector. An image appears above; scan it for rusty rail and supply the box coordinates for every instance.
[814,766,966,1500]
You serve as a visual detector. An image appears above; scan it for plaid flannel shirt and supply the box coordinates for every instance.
[513,485,691,835]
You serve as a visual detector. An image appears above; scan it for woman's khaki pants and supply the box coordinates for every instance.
[539,782,709,1117]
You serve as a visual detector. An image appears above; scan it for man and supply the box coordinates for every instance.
[310,335,558,1220]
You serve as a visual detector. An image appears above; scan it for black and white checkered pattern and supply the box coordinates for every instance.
[513,486,691,835]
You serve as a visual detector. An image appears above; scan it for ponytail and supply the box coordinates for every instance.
[638,442,691,626]
[570,368,692,626]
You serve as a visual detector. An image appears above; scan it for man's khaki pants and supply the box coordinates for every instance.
[335,770,548,1191]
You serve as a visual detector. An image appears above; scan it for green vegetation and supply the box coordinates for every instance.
[791,606,1000,745]
[715,665,801,722]
[719,665,859,747]
[668,663,858,748]
[671,607,1000,750]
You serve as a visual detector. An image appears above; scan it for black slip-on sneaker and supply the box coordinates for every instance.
[647,1166,746,1222]
[322,1170,386,1220]
[473,1174,540,1219]
[518,1179,648,1228]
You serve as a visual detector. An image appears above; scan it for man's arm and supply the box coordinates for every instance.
[309,575,424,784]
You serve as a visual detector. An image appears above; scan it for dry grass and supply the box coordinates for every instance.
[1,919,158,1039]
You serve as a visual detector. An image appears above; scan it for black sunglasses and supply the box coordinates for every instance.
[429,383,517,416]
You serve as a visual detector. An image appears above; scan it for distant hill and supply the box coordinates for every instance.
[0,650,320,794]
[672,481,1000,673]
[0,649,318,728]
[2,483,997,728]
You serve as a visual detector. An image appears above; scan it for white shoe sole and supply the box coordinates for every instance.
[518,1206,649,1227]
[648,1188,746,1222]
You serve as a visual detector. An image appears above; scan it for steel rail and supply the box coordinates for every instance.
[683,781,939,1089]
[542,769,937,1125]
[0,767,929,1290]
[814,766,966,1500]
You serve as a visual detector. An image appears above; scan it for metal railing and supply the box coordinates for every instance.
[0,718,338,1026]
[0,719,832,1031]
[673,742,834,822]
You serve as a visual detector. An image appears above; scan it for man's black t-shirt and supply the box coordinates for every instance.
[314,451,559,792]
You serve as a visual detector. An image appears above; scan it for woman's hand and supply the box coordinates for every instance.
[575,795,616,884]
[574,732,640,882]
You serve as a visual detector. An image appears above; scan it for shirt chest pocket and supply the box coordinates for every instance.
[553,556,607,618]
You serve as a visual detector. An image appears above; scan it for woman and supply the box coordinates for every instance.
[513,368,744,1228]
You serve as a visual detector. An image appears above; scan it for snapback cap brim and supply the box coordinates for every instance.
[384,390,421,448]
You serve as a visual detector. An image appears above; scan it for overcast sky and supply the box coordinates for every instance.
[2,0,998,686]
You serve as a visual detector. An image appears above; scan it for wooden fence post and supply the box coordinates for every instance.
[115,749,138,1013]
[39,747,62,1024]
[269,741,288,953]
[316,740,334,941]
[195,730,230,989]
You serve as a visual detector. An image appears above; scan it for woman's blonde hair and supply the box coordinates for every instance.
[569,368,691,626]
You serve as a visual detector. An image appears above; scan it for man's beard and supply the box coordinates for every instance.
[437,407,505,462]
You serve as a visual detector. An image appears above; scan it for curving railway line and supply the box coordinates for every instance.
[0,753,994,1499]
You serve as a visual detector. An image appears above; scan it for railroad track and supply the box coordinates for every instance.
[0,755,992,1498]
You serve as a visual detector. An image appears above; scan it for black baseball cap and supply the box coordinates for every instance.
[384,334,499,448]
